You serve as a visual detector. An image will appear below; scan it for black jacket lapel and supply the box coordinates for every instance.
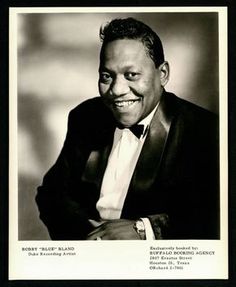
[122,92,177,211]
[81,126,115,192]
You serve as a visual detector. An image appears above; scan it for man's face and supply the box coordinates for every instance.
[98,39,165,127]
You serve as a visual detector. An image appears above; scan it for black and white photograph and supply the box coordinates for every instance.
[8,6,228,280]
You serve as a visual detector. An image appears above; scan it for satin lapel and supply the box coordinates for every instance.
[128,92,176,193]
[81,127,115,191]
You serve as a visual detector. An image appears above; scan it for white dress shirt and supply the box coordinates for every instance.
[92,105,159,239]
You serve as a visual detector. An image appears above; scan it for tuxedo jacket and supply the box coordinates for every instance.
[36,91,219,240]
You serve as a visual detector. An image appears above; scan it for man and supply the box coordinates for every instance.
[36,18,219,240]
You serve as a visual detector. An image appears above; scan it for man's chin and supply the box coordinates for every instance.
[115,118,139,128]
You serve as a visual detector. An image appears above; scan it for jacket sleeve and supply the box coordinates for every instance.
[36,110,94,240]
[147,214,170,239]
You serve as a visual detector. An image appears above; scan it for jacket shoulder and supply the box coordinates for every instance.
[69,97,108,118]
[66,97,116,144]
[164,92,218,125]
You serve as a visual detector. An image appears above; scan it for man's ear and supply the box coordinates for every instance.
[158,61,169,87]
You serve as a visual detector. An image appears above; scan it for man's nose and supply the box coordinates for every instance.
[110,76,129,97]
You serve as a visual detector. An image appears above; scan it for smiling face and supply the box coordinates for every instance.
[98,39,168,127]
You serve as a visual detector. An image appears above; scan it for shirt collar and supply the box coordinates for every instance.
[115,102,159,141]
[138,102,159,130]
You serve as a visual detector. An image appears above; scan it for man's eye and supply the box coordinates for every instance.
[100,73,112,83]
[125,72,139,80]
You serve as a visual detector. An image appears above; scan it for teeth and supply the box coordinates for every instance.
[115,100,135,107]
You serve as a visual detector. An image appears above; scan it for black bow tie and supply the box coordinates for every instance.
[119,124,147,139]
[129,124,145,139]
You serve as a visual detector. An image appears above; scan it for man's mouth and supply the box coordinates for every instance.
[113,100,139,109]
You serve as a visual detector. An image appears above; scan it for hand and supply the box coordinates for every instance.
[86,219,141,240]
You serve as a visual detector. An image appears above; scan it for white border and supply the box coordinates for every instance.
[9,6,228,280]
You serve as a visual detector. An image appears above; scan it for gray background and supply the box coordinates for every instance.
[17,12,219,240]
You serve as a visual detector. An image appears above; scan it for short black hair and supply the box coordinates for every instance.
[99,17,165,67]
